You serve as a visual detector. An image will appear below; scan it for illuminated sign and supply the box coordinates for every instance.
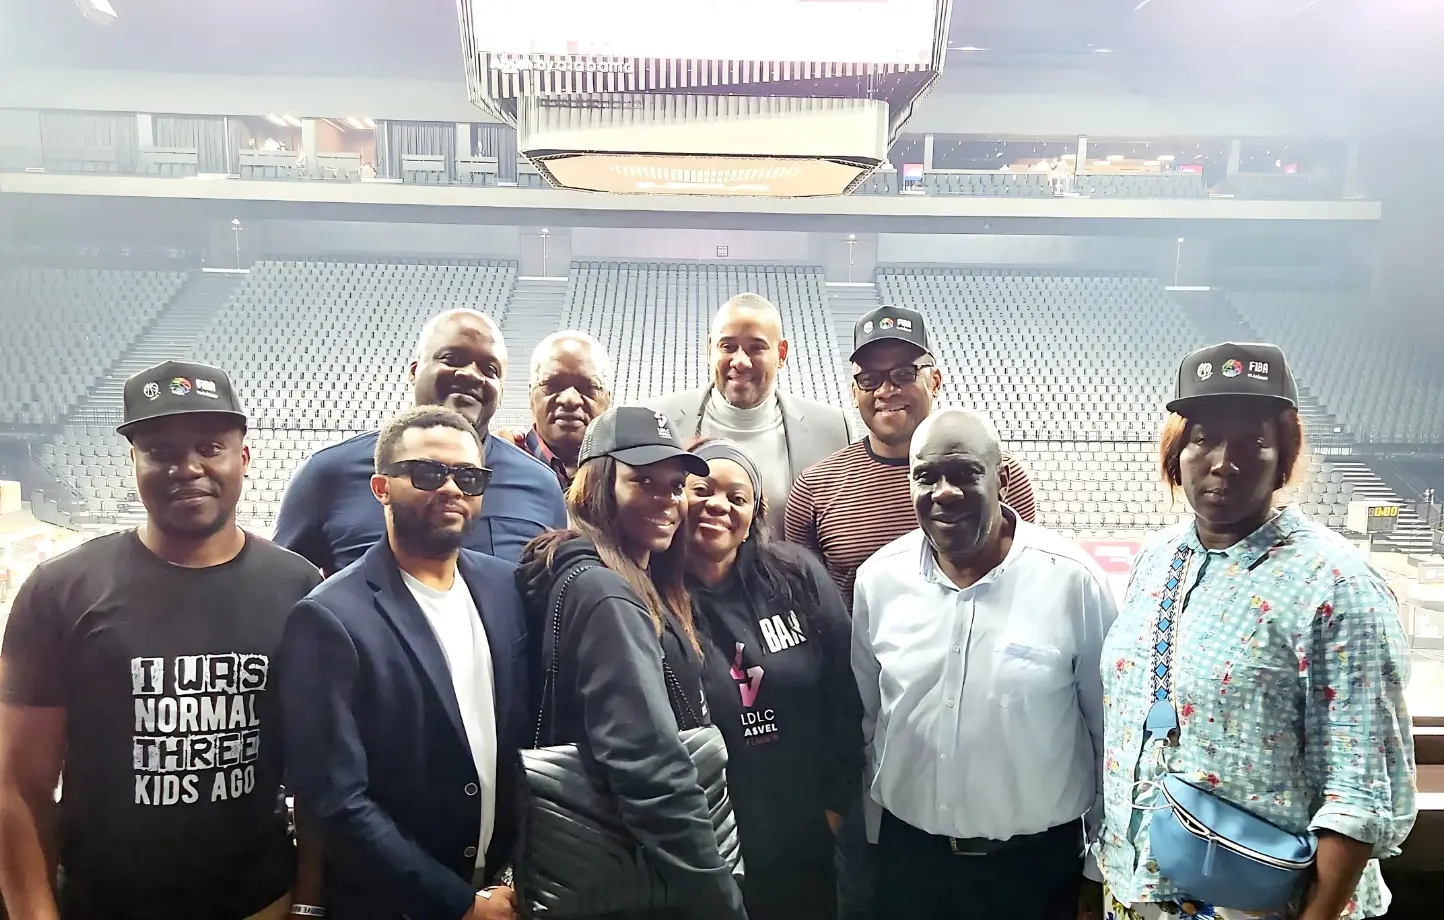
[471,0,938,65]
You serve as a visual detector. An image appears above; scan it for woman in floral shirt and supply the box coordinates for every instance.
[1096,342,1416,920]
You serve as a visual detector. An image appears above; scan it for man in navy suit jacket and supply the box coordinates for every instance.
[276,406,530,920]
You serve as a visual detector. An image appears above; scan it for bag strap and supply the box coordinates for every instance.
[662,656,701,730]
[1148,542,1194,705]
[532,563,593,749]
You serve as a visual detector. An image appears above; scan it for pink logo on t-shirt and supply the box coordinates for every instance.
[730,642,764,709]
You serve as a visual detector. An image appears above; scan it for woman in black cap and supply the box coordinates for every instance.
[1093,343,1415,920]
[683,438,862,920]
[515,406,747,920]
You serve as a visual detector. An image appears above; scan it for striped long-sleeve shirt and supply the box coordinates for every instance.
[783,438,1037,605]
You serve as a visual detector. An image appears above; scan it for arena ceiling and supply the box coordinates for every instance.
[1,0,1439,92]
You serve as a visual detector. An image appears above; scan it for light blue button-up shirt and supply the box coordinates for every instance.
[851,511,1117,842]
[1097,506,1417,919]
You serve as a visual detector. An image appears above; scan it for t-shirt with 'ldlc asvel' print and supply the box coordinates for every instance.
[0,530,321,920]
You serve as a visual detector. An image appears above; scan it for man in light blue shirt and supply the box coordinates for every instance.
[851,408,1116,920]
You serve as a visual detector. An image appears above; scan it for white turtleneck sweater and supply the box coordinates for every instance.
[700,386,792,536]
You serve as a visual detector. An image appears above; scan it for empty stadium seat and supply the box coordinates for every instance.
[1229,290,1444,443]
[0,267,186,425]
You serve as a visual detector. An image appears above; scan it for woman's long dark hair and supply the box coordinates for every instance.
[687,438,822,630]
[526,454,701,655]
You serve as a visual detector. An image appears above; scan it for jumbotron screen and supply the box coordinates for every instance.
[469,0,938,66]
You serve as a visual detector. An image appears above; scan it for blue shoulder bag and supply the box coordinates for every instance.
[1135,543,1317,912]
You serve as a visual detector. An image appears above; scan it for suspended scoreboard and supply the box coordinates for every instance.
[1347,501,1400,535]
[455,0,951,196]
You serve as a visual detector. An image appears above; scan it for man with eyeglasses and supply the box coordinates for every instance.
[275,405,528,920]
[783,307,1038,920]
[495,331,614,493]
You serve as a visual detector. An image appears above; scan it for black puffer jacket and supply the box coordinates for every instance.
[515,535,748,920]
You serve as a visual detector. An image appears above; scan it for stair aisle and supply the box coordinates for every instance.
[826,282,883,435]
[493,276,571,431]
[66,271,245,427]
[1329,461,1437,555]
[1167,287,1351,449]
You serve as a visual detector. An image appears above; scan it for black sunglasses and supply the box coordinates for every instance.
[382,459,492,497]
[853,362,935,393]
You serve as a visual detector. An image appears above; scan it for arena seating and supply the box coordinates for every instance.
[1228,290,1444,443]
[1072,173,1208,198]
[923,172,1053,197]
[879,268,1357,537]
[0,267,187,426]
[37,259,516,525]
[13,260,1387,540]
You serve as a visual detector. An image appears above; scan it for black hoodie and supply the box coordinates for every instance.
[515,535,748,920]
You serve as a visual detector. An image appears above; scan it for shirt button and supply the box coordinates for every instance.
[465,783,479,796]
[945,699,955,708]
[952,645,961,653]
[464,846,478,858]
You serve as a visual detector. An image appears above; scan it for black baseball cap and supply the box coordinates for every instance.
[578,407,709,475]
[117,360,248,438]
[1166,342,1298,414]
[851,306,931,361]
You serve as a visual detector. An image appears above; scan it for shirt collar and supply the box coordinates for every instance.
[1182,503,1308,569]
[918,504,1025,592]
[526,427,573,489]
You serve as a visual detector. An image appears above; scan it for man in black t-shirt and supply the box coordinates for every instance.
[0,361,322,920]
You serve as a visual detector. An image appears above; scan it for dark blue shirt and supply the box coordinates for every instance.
[273,430,567,573]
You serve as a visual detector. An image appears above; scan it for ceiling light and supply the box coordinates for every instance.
[344,117,366,130]
[1093,48,1115,53]
[283,115,302,128]
[953,46,986,52]
[1158,154,1176,162]
[1106,154,1125,161]
[77,0,117,24]
[265,114,287,127]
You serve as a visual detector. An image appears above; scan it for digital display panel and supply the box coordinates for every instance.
[472,0,937,66]
[539,154,871,197]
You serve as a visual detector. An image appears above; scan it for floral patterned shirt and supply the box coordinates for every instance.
[1097,505,1417,919]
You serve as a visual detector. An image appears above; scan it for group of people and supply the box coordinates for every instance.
[0,291,1419,920]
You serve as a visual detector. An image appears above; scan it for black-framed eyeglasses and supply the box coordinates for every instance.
[382,459,492,496]
[853,362,935,393]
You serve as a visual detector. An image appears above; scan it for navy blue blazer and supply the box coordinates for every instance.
[276,540,529,920]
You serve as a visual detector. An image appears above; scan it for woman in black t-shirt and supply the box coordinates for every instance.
[514,407,747,920]
[684,439,864,920]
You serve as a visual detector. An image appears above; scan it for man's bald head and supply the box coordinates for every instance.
[708,293,790,410]
[408,308,507,432]
[910,409,1003,470]
[413,309,506,366]
[910,409,1005,563]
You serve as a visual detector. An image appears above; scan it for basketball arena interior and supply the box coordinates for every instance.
[1,0,1442,913]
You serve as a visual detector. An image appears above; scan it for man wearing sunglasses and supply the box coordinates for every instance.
[782,306,1038,920]
[276,405,528,920]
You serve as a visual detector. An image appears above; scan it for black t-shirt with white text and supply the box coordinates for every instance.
[0,530,321,920]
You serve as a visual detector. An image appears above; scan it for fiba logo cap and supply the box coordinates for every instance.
[1167,342,1298,414]
[118,360,248,438]
[851,305,931,361]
